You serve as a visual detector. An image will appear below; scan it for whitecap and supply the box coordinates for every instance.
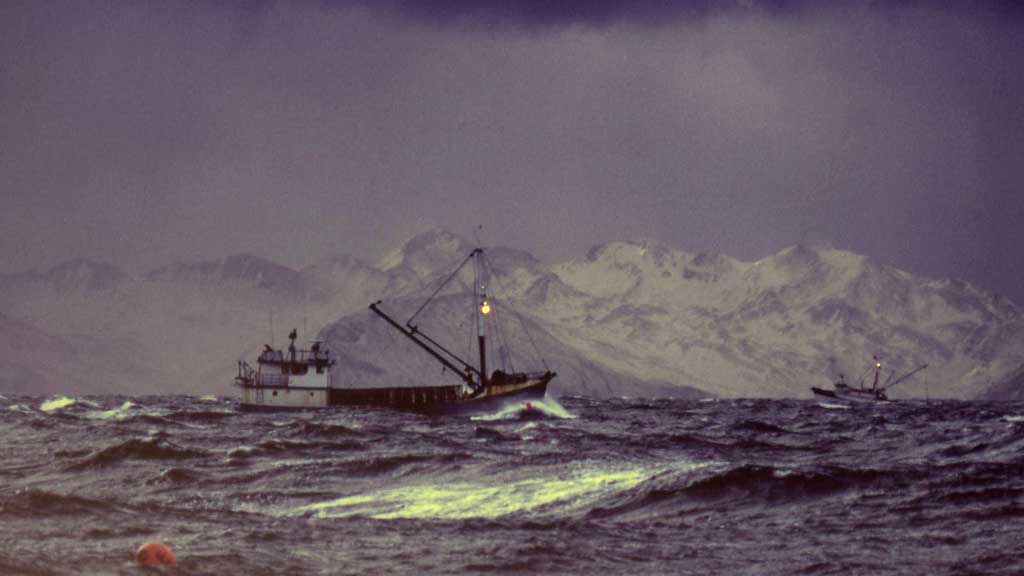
[471,397,576,422]
[86,400,136,420]
[1003,415,1024,423]
[817,402,850,410]
[40,396,77,412]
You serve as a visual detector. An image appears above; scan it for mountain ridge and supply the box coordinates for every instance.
[1,231,1021,399]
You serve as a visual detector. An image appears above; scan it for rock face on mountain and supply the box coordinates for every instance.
[2,229,1022,399]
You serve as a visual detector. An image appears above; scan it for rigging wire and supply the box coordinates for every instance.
[481,254,549,372]
[478,251,513,372]
[407,249,479,327]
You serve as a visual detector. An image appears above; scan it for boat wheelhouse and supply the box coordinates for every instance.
[236,330,334,409]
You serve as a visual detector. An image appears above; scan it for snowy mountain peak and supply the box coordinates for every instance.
[379,228,473,276]
[585,240,675,265]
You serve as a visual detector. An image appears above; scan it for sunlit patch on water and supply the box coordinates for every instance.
[39,396,77,412]
[294,461,708,520]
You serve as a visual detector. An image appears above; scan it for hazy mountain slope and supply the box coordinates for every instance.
[320,295,700,400]
[980,366,1024,400]
[0,313,162,394]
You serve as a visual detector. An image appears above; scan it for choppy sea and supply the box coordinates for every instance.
[2,394,1023,575]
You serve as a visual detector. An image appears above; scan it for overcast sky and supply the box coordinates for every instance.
[2,1,1022,302]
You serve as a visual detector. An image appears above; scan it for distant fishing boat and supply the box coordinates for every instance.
[235,247,555,412]
[811,357,927,403]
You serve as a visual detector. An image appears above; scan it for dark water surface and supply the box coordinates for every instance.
[2,394,1023,575]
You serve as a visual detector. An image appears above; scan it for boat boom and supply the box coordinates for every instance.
[369,301,478,388]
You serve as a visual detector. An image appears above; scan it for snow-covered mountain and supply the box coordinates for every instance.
[532,240,1023,399]
[2,229,1022,399]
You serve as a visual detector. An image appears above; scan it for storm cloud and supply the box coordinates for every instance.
[2,0,1022,302]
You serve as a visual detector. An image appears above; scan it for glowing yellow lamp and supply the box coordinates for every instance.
[481,300,491,315]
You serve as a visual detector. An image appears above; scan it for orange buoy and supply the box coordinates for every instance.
[135,540,176,566]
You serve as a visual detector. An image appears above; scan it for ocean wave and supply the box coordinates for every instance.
[146,466,203,485]
[39,396,77,412]
[164,408,238,424]
[471,398,576,422]
[680,464,854,501]
[65,437,207,470]
[247,438,366,457]
[735,420,794,434]
[282,420,364,438]
[85,400,136,420]
[334,452,473,478]
[0,489,119,518]
[294,461,708,520]
[596,462,924,520]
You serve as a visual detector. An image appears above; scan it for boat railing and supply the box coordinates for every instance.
[236,361,256,383]
[258,349,332,365]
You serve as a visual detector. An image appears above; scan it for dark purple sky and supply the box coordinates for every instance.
[2,1,1023,302]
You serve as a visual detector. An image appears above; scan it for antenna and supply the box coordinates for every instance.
[269,310,275,346]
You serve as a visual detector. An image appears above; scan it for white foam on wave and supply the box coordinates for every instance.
[817,402,850,410]
[471,397,576,422]
[86,401,136,420]
[295,460,711,520]
[40,396,77,412]
[1003,415,1024,423]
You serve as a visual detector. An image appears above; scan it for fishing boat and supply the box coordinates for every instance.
[235,248,555,412]
[811,357,927,403]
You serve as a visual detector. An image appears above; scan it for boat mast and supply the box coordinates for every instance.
[368,248,504,394]
[476,249,490,388]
